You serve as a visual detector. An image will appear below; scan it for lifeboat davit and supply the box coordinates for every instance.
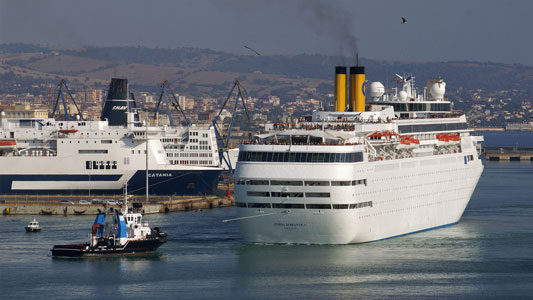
[0,140,17,150]
[368,130,399,142]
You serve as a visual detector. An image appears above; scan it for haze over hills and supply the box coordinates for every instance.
[0,43,532,129]
[2,43,533,96]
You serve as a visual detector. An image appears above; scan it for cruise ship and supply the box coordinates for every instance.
[0,78,223,196]
[233,66,484,244]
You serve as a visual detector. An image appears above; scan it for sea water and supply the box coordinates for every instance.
[1,133,532,299]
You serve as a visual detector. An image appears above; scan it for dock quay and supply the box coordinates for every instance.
[1,192,234,215]
[484,146,533,161]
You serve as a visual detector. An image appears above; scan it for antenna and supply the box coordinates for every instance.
[356,53,359,66]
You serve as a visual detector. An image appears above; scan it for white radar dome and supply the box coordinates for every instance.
[398,90,408,101]
[369,81,385,99]
[430,81,446,100]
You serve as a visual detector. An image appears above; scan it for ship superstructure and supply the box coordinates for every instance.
[0,78,222,196]
[233,66,484,244]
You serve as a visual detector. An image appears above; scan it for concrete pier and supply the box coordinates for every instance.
[484,146,533,161]
[1,194,234,215]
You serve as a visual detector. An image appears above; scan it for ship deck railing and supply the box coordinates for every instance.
[241,141,359,146]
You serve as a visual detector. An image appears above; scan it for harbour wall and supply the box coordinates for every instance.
[1,195,234,215]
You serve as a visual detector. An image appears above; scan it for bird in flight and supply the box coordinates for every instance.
[244,45,261,56]
[401,17,407,24]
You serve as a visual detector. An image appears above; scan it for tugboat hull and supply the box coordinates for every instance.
[51,234,167,257]
[25,227,41,232]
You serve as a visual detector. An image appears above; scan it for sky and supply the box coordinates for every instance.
[0,0,532,65]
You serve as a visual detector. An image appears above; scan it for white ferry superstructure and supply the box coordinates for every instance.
[0,78,223,196]
[234,66,484,244]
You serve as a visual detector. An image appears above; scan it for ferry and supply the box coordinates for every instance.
[0,78,223,196]
[233,66,484,244]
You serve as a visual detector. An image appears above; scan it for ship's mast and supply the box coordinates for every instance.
[145,119,149,202]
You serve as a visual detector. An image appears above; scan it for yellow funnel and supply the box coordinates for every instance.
[334,66,347,112]
[350,66,365,112]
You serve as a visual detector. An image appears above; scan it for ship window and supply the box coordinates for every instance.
[238,151,363,163]
[247,191,270,197]
[85,161,92,169]
[306,204,331,209]
[235,180,246,185]
[106,161,111,169]
[99,161,105,169]
[266,152,273,162]
[235,202,247,207]
[311,153,322,162]
[305,181,329,186]
[112,161,117,169]
[101,140,112,144]
[271,180,303,186]
[398,122,468,134]
[272,203,305,209]
[352,179,367,186]
[271,192,304,198]
[305,192,330,198]
[288,152,297,162]
[79,149,108,154]
[349,201,373,209]
[331,181,351,186]
[249,203,271,208]
[247,180,269,185]
[333,204,349,209]
[282,152,289,162]
[186,182,196,190]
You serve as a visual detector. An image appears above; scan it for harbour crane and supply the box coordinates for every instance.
[212,80,250,172]
[154,80,191,126]
[50,79,83,121]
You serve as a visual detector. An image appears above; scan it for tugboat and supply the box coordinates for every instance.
[25,218,41,232]
[51,190,167,257]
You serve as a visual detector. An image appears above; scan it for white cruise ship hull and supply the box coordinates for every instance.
[235,151,483,244]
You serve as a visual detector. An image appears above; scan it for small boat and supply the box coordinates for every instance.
[25,218,41,232]
[73,209,86,215]
[51,190,167,257]
[41,209,55,215]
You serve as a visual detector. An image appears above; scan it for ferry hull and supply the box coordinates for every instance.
[0,169,222,196]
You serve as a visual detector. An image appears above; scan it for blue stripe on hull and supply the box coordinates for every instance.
[0,169,222,196]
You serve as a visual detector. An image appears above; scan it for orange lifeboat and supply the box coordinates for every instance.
[0,140,17,150]
[437,133,460,145]
[400,136,420,145]
[397,136,420,150]
[59,129,78,134]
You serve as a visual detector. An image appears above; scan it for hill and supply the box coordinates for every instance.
[1,43,533,101]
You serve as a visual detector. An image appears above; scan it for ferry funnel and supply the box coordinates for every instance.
[101,78,138,126]
[350,66,365,112]
[334,66,347,112]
